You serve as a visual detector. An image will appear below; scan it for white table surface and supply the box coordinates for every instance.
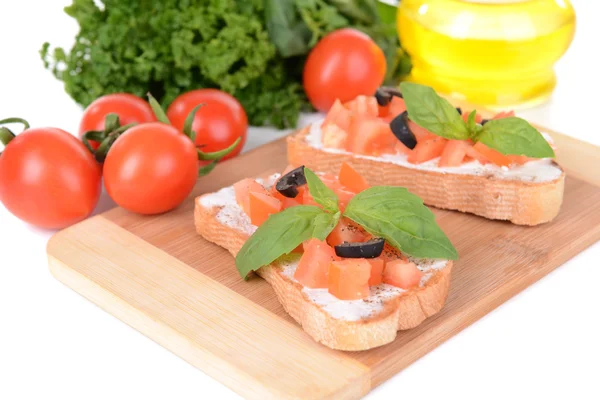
[1,1,599,399]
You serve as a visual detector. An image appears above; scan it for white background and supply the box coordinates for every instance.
[1,1,599,399]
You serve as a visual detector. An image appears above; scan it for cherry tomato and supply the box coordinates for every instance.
[303,28,387,112]
[79,93,156,149]
[0,128,102,229]
[166,89,247,161]
[103,122,198,215]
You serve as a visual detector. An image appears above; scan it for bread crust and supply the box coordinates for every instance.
[194,199,452,351]
[287,128,565,226]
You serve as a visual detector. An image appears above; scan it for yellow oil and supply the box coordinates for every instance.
[398,0,576,108]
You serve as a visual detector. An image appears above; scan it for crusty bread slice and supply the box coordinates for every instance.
[288,127,565,226]
[194,192,452,351]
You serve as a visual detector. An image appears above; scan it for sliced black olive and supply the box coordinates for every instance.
[480,118,490,126]
[389,111,417,150]
[276,165,306,198]
[456,107,462,115]
[375,87,403,106]
[334,238,385,259]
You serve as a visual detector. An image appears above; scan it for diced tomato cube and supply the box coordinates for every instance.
[383,260,422,289]
[349,117,397,155]
[379,243,407,263]
[407,137,447,164]
[367,258,385,286]
[294,239,337,288]
[234,178,269,215]
[322,123,349,149]
[471,142,512,167]
[379,96,406,119]
[438,140,470,167]
[339,162,370,194]
[344,95,378,118]
[408,121,437,143]
[327,217,368,247]
[281,197,301,209]
[493,110,515,119]
[248,192,281,226]
[322,99,353,132]
[328,259,371,300]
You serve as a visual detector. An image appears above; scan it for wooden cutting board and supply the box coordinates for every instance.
[47,125,600,400]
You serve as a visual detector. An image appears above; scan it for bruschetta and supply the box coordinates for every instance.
[288,83,565,226]
[195,164,456,351]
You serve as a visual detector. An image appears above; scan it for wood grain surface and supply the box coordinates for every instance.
[47,128,600,399]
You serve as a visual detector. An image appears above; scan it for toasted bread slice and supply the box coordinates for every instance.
[194,183,452,351]
[288,127,565,226]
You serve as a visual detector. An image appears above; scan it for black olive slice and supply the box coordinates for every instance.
[375,87,403,106]
[334,238,385,259]
[456,107,462,115]
[276,166,306,198]
[480,118,490,126]
[389,111,417,150]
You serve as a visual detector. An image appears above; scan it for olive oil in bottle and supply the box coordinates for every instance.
[398,0,576,108]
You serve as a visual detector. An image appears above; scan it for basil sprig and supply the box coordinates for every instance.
[235,168,457,278]
[400,82,555,158]
[344,187,458,260]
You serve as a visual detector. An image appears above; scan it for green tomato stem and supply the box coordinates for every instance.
[198,160,219,177]
[183,104,205,141]
[147,92,170,124]
[0,118,30,155]
[81,130,107,154]
[197,137,241,161]
[0,117,30,130]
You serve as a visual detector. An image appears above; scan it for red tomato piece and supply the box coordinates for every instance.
[383,260,423,289]
[294,239,338,288]
[380,96,407,120]
[234,178,269,215]
[344,95,379,119]
[327,217,369,247]
[367,258,385,286]
[349,117,396,155]
[328,259,371,300]
[472,142,512,167]
[338,162,370,193]
[438,140,471,167]
[322,124,348,149]
[304,28,386,112]
[407,137,448,164]
[322,99,353,132]
[493,110,515,119]
[379,243,407,263]
[248,192,281,226]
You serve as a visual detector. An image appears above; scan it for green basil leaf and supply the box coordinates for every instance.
[478,117,555,158]
[400,82,469,140]
[235,206,324,279]
[466,110,477,136]
[313,211,341,241]
[305,168,339,213]
[344,187,458,260]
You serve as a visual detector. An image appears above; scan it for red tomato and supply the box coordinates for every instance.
[79,93,156,149]
[303,28,387,112]
[0,128,102,229]
[166,89,247,161]
[103,122,198,215]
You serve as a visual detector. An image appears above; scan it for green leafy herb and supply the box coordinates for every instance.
[42,0,409,129]
[313,211,341,241]
[344,187,458,260]
[236,205,324,279]
[305,168,339,213]
[400,82,470,140]
[478,117,555,158]
[401,82,555,159]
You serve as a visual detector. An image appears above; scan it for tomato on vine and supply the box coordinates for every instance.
[0,119,102,229]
